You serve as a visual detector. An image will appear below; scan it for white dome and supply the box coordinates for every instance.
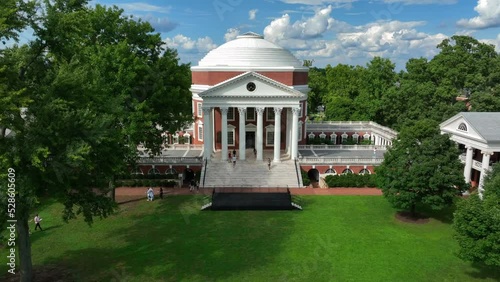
[196,32,303,68]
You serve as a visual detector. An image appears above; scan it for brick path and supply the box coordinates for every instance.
[116,187,382,197]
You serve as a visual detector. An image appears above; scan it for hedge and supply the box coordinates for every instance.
[324,174,377,188]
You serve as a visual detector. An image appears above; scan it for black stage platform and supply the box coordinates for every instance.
[209,188,301,210]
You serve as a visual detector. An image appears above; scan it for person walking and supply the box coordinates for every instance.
[267,158,272,170]
[34,214,43,231]
[228,152,232,163]
[232,154,236,167]
[147,187,154,201]
[159,187,164,199]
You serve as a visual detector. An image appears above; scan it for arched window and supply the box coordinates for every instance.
[308,132,316,139]
[319,132,326,139]
[342,168,353,175]
[325,168,337,175]
[131,168,144,175]
[359,169,371,175]
[165,168,177,175]
[458,123,467,131]
[330,134,337,144]
[148,168,160,175]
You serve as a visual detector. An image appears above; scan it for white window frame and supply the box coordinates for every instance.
[227,107,235,121]
[183,133,191,144]
[353,133,360,144]
[319,132,326,139]
[246,107,255,121]
[227,125,236,146]
[197,102,202,117]
[341,132,348,143]
[173,133,179,144]
[308,132,315,139]
[148,168,160,175]
[265,125,274,147]
[197,122,203,141]
[266,108,275,121]
[330,133,337,144]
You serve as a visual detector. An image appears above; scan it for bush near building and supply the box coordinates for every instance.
[325,174,377,188]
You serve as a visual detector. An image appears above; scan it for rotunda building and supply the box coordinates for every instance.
[191,32,310,162]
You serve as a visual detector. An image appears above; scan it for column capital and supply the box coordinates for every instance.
[238,107,246,115]
[292,107,301,115]
[256,107,265,115]
[273,107,283,115]
[202,107,212,115]
[481,150,494,155]
[220,107,229,115]
[465,145,474,150]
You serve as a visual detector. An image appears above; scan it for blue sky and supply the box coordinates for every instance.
[53,1,500,69]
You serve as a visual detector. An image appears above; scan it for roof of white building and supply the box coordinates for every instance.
[194,32,306,70]
[441,112,500,143]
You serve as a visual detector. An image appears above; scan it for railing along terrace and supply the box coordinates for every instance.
[306,120,398,137]
[299,157,384,164]
[298,145,386,150]
[136,156,202,164]
[213,187,291,193]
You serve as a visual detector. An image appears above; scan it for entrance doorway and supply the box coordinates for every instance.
[246,132,255,149]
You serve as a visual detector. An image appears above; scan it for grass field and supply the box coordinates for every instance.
[1,196,499,281]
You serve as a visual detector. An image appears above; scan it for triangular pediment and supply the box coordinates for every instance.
[199,71,305,99]
[440,113,486,143]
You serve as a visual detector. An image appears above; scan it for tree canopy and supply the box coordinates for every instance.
[0,1,192,280]
[375,119,467,216]
[453,164,500,267]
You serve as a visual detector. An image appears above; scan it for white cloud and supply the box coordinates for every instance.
[140,15,177,32]
[480,33,500,50]
[117,2,171,13]
[279,0,356,4]
[163,35,217,53]
[457,0,500,29]
[224,28,241,42]
[249,9,258,20]
[264,5,334,41]
[381,0,457,4]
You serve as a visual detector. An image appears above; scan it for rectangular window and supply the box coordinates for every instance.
[266,131,274,146]
[298,123,303,141]
[197,102,202,117]
[228,130,234,145]
[198,125,203,141]
[246,108,255,121]
[267,108,275,121]
[227,107,235,121]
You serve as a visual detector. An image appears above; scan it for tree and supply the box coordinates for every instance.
[376,119,467,217]
[0,1,192,281]
[453,163,500,267]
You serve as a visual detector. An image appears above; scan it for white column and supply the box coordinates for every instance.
[202,107,212,159]
[291,107,300,160]
[478,151,492,198]
[464,146,473,183]
[220,107,228,161]
[286,108,291,155]
[238,107,246,160]
[256,107,265,161]
[273,107,282,162]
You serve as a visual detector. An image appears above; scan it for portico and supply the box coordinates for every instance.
[440,112,500,197]
[199,71,305,162]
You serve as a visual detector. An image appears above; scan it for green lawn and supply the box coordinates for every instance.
[2,196,499,281]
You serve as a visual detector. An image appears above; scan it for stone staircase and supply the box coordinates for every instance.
[201,149,303,188]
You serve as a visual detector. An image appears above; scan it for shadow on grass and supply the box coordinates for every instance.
[42,195,299,281]
[413,203,455,224]
[466,262,500,280]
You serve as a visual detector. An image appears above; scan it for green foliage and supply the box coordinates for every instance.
[324,174,376,188]
[301,170,311,186]
[376,120,467,215]
[453,163,500,266]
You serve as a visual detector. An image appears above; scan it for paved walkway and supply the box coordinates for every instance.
[116,187,382,197]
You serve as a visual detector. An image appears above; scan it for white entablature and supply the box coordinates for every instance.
[199,71,307,108]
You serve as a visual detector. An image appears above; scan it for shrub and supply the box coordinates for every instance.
[325,174,376,188]
[301,170,311,186]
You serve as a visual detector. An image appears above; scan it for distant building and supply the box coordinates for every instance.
[440,112,500,196]
[137,32,397,188]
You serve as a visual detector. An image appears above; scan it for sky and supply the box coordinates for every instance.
[18,0,500,70]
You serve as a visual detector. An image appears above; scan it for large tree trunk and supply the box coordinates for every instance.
[16,217,33,282]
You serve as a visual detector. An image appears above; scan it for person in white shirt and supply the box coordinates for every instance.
[147,187,154,201]
[34,214,43,231]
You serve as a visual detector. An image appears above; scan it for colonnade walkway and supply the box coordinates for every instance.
[201,149,303,188]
